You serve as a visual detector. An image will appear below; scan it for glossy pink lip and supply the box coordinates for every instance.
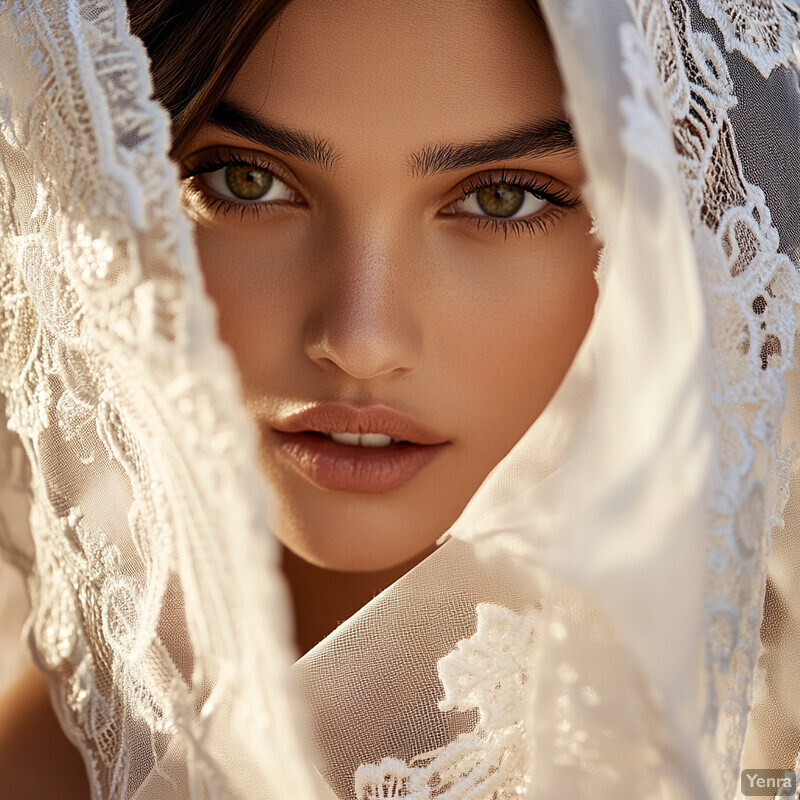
[270,403,450,493]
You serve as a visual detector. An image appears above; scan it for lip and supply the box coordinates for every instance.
[270,403,450,493]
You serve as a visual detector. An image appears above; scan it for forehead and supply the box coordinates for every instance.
[227,0,564,145]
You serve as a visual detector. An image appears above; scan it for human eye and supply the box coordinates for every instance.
[443,168,581,239]
[180,150,302,221]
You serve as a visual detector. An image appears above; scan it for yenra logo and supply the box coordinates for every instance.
[741,769,797,797]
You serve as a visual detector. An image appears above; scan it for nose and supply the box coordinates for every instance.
[303,229,422,380]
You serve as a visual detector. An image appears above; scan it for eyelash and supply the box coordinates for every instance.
[181,155,580,237]
[447,168,580,240]
[181,153,299,223]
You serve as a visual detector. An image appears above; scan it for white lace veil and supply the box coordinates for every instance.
[0,0,799,798]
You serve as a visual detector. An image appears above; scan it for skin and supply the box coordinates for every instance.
[0,667,89,800]
[179,0,600,651]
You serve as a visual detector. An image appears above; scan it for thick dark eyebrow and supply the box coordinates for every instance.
[208,101,575,178]
[409,119,576,178]
[209,101,341,171]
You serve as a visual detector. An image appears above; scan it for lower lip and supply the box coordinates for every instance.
[271,431,449,493]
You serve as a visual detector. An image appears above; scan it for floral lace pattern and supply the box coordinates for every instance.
[0,1,313,798]
[353,603,537,800]
[620,0,800,793]
[698,0,799,76]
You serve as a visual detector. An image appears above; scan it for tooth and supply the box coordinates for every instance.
[329,432,361,446]
[359,433,393,448]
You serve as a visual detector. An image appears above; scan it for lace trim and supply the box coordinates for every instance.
[0,1,306,798]
[698,0,799,77]
[353,603,536,800]
[621,0,800,792]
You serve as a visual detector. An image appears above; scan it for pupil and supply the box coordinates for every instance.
[477,184,525,218]
[225,165,273,200]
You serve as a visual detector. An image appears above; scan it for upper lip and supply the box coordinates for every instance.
[272,403,448,446]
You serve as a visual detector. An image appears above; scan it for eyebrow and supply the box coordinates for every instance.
[209,101,341,171]
[208,101,576,178]
[409,119,576,178]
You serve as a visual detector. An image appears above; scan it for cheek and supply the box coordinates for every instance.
[448,228,599,450]
[195,227,297,380]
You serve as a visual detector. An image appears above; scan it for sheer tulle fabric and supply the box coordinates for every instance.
[0,1,798,799]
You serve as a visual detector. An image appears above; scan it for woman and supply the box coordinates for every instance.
[173,0,599,650]
[0,0,798,798]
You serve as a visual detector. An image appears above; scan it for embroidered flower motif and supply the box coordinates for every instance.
[353,603,539,799]
[698,0,797,77]
[354,757,432,800]
[437,603,537,732]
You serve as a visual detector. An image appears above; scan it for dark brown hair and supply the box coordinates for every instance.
[128,0,292,156]
[129,0,543,158]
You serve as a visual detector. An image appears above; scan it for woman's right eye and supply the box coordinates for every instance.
[200,164,296,204]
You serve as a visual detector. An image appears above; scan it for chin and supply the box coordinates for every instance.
[269,494,452,572]
[260,442,481,571]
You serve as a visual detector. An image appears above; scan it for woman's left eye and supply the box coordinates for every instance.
[452,182,548,220]
[200,164,295,203]
[444,173,580,237]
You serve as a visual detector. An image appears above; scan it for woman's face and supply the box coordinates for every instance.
[180,0,599,571]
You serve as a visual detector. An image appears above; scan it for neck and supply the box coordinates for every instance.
[279,542,437,657]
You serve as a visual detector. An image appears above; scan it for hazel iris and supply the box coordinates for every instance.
[476,184,525,217]
[225,165,273,200]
